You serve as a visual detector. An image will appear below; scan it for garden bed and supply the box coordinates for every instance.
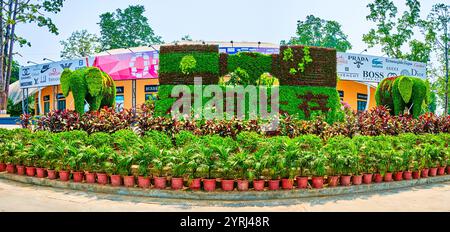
[1,172,449,201]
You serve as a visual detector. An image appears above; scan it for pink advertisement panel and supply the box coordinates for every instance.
[92,51,159,80]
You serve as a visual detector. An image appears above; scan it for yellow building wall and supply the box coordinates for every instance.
[337,80,377,110]
[35,79,373,114]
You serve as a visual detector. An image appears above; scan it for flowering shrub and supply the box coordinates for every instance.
[31,105,450,138]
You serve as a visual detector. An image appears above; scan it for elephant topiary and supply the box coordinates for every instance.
[375,76,429,118]
[61,67,116,115]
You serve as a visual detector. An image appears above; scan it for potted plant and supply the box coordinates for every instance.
[185,145,203,191]
[198,145,221,192]
[230,151,251,191]
[436,143,447,176]
[267,152,283,191]
[248,150,267,191]
[103,151,122,187]
[2,142,25,174]
[420,145,432,178]
[295,150,313,189]
[360,141,378,184]
[78,146,98,184]
[118,155,135,187]
[94,146,113,185]
[310,152,327,189]
[280,141,298,190]
[167,150,186,190]
[151,150,169,190]
[379,151,394,182]
[391,151,404,181]
[134,144,154,188]
[23,151,38,177]
[425,144,439,177]
[68,153,85,183]
[28,142,49,178]
[401,150,413,180]
[218,156,235,191]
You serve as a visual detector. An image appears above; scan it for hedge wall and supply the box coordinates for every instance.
[278,46,337,87]
[155,85,342,123]
[159,45,220,85]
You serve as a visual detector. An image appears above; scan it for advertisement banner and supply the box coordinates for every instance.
[337,52,427,83]
[219,47,279,55]
[19,58,92,89]
[92,51,159,80]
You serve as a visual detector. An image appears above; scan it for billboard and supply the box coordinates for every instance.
[219,47,279,55]
[19,58,92,89]
[337,52,427,83]
[92,51,159,80]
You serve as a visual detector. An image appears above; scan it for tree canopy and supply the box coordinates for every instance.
[60,30,101,59]
[98,5,163,50]
[282,15,352,52]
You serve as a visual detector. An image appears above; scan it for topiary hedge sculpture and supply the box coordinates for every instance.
[61,67,116,115]
[375,76,429,118]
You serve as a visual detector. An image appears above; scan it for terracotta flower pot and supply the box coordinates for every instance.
[393,171,403,181]
[237,179,249,191]
[374,173,383,183]
[221,179,235,191]
[47,170,57,179]
[72,172,84,183]
[384,172,393,182]
[6,164,15,173]
[363,173,373,184]
[296,176,308,189]
[412,171,420,179]
[26,167,36,177]
[340,175,351,186]
[311,177,324,189]
[421,169,429,178]
[253,179,265,191]
[403,171,412,180]
[123,176,135,187]
[0,163,6,172]
[138,176,151,188]
[203,179,216,192]
[429,167,437,177]
[189,178,201,190]
[268,179,280,191]
[85,172,96,184]
[437,167,446,176]
[16,165,25,176]
[59,170,70,181]
[154,176,167,189]
[97,173,108,185]
[327,176,339,187]
[171,177,184,190]
[110,175,122,186]
[352,175,362,185]
[36,168,46,178]
[281,178,294,190]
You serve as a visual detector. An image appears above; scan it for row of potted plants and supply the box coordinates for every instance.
[0,129,449,191]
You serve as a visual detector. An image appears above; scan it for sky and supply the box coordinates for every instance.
[14,0,445,65]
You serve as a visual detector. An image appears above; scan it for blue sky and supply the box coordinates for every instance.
[14,0,444,65]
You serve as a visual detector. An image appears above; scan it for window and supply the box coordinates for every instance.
[116,95,124,112]
[116,86,124,94]
[144,85,158,102]
[338,91,344,101]
[43,95,50,114]
[357,93,368,112]
[57,93,66,111]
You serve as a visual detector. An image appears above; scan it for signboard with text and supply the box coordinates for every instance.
[337,52,427,83]
[19,58,92,89]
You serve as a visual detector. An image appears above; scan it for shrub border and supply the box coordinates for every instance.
[1,172,449,201]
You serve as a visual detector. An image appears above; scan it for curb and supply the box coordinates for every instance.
[1,172,449,201]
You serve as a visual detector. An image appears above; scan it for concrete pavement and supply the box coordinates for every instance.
[0,178,449,212]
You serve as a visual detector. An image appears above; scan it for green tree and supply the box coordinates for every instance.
[98,5,163,50]
[181,34,192,41]
[363,0,433,63]
[425,4,450,115]
[283,15,352,52]
[0,0,65,113]
[60,30,101,59]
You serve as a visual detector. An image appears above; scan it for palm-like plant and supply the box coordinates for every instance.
[166,149,187,178]
[248,149,268,181]
[229,151,252,180]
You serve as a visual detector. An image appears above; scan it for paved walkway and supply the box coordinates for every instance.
[0,179,449,212]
